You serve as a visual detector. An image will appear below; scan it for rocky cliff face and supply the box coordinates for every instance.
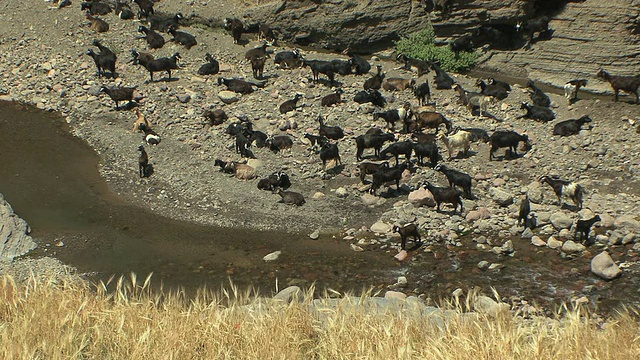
[1,193,37,261]
[244,0,640,89]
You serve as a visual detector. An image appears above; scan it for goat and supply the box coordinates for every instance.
[257,171,291,191]
[392,223,423,251]
[596,69,640,104]
[437,130,471,160]
[354,89,387,107]
[452,127,490,143]
[517,16,551,48]
[412,132,436,144]
[302,60,335,85]
[412,141,439,167]
[331,59,353,76]
[229,162,257,180]
[217,77,254,94]
[133,0,154,18]
[137,145,149,178]
[274,49,302,66]
[526,80,551,107]
[396,54,430,76]
[380,141,413,165]
[411,111,452,134]
[318,115,344,140]
[421,181,464,213]
[422,0,454,19]
[414,81,431,106]
[434,164,473,199]
[258,22,277,45]
[224,18,244,44]
[373,103,411,130]
[575,215,601,245]
[321,88,344,107]
[342,48,371,75]
[250,56,266,79]
[488,77,512,92]
[132,109,151,133]
[277,189,306,206]
[86,49,116,78]
[355,132,396,161]
[279,94,303,114]
[214,159,235,174]
[147,12,183,32]
[130,49,153,67]
[450,34,475,57]
[303,133,329,150]
[518,195,531,228]
[81,1,112,15]
[363,65,384,90]
[115,1,134,20]
[453,83,490,117]
[138,123,161,145]
[100,85,136,110]
[139,53,180,82]
[476,79,509,100]
[358,161,389,184]
[245,43,269,61]
[198,53,219,75]
[472,24,521,51]
[382,77,415,92]
[203,109,227,126]
[553,115,592,137]
[86,13,109,33]
[564,79,588,104]
[168,27,197,49]
[246,129,268,148]
[138,26,165,50]
[519,102,555,122]
[370,163,408,195]
[539,175,584,209]
[235,132,255,159]
[431,62,454,90]
[319,142,341,170]
[489,130,530,161]
[266,135,294,153]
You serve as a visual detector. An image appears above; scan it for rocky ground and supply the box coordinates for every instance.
[1,1,640,307]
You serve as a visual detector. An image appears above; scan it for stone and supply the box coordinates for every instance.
[246,159,262,169]
[466,207,491,222]
[385,291,407,301]
[335,187,348,198]
[547,236,563,249]
[488,263,505,270]
[370,221,392,234]
[501,240,514,254]
[218,90,239,104]
[176,93,191,103]
[562,240,586,254]
[521,227,533,239]
[396,276,408,287]
[361,193,379,206]
[408,187,436,207]
[490,187,513,206]
[312,192,326,199]
[622,233,636,245]
[0,193,38,260]
[309,230,320,240]
[550,212,573,230]
[273,286,301,302]
[599,213,615,228]
[558,228,571,239]
[474,295,509,316]
[591,251,622,280]
[614,215,640,231]
[527,187,543,204]
[350,244,365,252]
[531,236,546,247]
[263,250,281,261]
[608,231,623,246]
[394,250,408,261]
[477,260,490,270]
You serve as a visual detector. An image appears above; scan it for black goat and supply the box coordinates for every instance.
[353,89,386,107]
[489,130,530,160]
[303,60,335,85]
[472,24,521,50]
[274,49,302,66]
[488,78,512,92]
[321,89,344,107]
[526,80,551,107]
[139,52,180,82]
[134,0,154,18]
[235,132,255,158]
[414,81,431,106]
[396,54,430,76]
[519,102,555,122]
[331,59,353,76]
[596,69,640,104]
[198,53,219,75]
[553,115,592,137]
[138,26,165,49]
[168,27,197,49]
[358,161,389,184]
[355,132,396,161]
[342,48,371,75]
[363,65,384,90]
[224,18,243,44]
[92,39,115,57]
[319,142,341,170]
[392,223,423,251]
[81,1,112,15]
[517,16,551,48]
[519,195,531,228]
[539,175,584,209]
[380,141,413,165]
[304,133,329,150]
[318,115,344,140]
[100,85,136,110]
[575,215,601,245]
[148,12,183,32]
[476,79,509,100]
[257,171,291,191]
[450,34,474,57]
[434,164,473,199]
[277,190,305,206]
[279,94,303,114]
[115,1,134,20]
[370,163,408,195]
[412,141,438,167]
[245,43,269,61]
[250,56,266,79]
[214,159,235,174]
[130,49,154,67]
[266,135,294,153]
[138,123,160,146]
[137,145,149,178]
[217,77,254,94]
[431,62,454,90]
[258,22,278,45]
[421,181,464,213]
[86,49,116,78]
[373,103,411,130]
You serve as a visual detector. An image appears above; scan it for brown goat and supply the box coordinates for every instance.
[410,111,453,133]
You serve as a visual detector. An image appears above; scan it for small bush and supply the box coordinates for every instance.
[395,26,480,73]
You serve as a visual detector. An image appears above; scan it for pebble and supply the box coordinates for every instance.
[263,250,282,261]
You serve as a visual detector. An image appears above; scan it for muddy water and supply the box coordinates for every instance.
[1,101,639,312]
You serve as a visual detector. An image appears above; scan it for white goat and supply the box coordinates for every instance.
[437,130,471,160]
[563,79,588,104]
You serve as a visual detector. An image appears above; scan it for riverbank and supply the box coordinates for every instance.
[1,1,640,312]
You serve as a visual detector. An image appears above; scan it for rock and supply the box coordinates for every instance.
[490,187,513,206]
[591,251,622,280]
[0,193,38,260]
[263,250,282,261]
[335,187,348,198]
[88,85,102,96]
[531,236,546,247]
[361,193,379,206]
[246,159,262,169]
[370,221,392,234]
[396,276,408,287]
[385,291,407,301]
[501,240,514,254]
[550,212,573,230]
[408,187,436,207]
[477,260,490,270]
[527,186,543,204]
[562,240,585,254]
[309,230,320,240]
[394,250,408,261]
[176,93,191,103]
[312,192,326,199]
[218,90,239,104]
[488,263,505,270]
[273,286,301,302]
[547,236,563,249]
[599,213,615,228]
[466,207,491,222]
[622,233,636,245]
[521,227,533,239]
[473,295,509,316]
[608,231,623,246]
[614,215,640,231]
[558,228,571,239]
[350,244,365,252]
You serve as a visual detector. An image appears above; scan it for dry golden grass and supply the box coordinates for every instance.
[1,273,639,359]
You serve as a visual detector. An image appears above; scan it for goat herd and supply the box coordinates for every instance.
[72,1,640,250]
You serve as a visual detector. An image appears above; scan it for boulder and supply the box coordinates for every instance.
[550,212,573,230]
[614,215,640,232]
[370,221,392,234]
[547,236,563,250]
[561,240,586,254]
[490,187,513,206]
[466,207,491,222]
[0,193,38,261]
[408,187,436,207]
[591,251,622,280]
[218,90,239,104]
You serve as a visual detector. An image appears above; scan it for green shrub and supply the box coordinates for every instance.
[395,26,480,73]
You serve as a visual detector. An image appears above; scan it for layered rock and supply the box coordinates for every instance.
[0,193,37,261]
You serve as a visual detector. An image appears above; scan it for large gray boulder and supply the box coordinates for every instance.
[590,251,622,280]
[1,193,37,261]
